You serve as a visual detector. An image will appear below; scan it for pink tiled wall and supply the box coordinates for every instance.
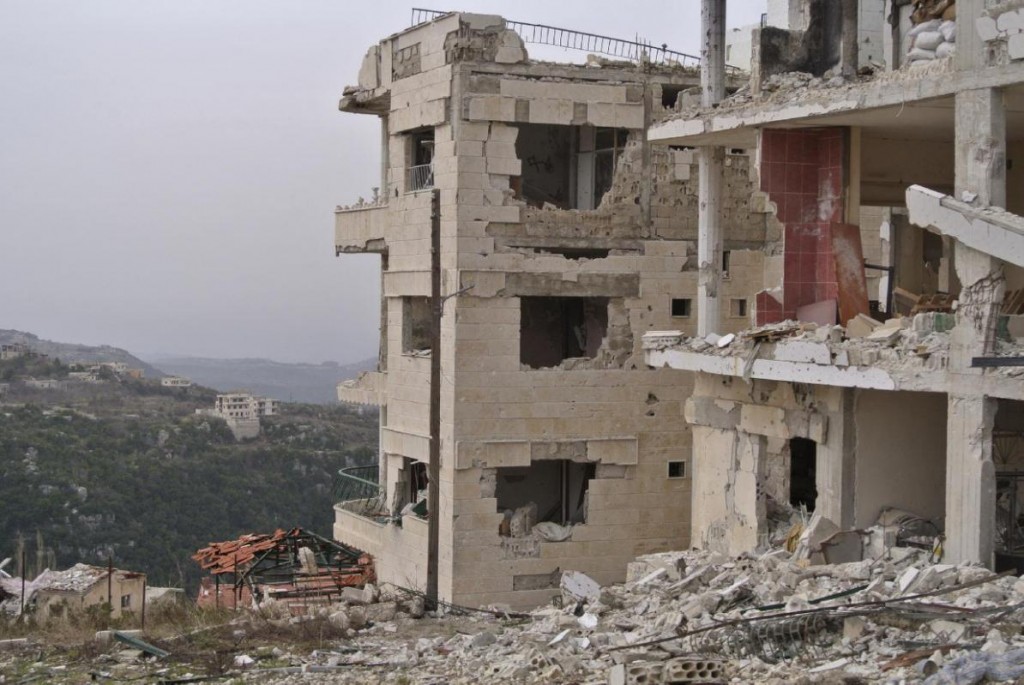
[757,128,846,325]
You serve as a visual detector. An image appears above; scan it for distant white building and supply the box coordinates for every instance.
[0,344,30,361]
[67,371,101,383]
[200,391,278,441]
[23,378,63,390]
[160,376,192,388]
[214,392,277,420]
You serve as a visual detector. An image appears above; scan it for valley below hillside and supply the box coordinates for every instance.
[0,353,378,593]
[146,355,377,404]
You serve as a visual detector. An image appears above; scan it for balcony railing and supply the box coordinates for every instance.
[333,465,386,518]
[407,163,434,192]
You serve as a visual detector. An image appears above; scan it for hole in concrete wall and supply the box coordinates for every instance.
[789,437,817,511]
[722,250,731,278]
[520,297,609,368]
[661,85,684,108]
[730,298,748,318]
[401,296,432,354]
[513,123,628,210]
[671,298,692,318]
[667,460,686,478]
[534,247,611,260]
[496,460,595,526]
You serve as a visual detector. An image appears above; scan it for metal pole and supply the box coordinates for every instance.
[107,556,113,617]
[426,187,441,608]
[20,548,25,616]
[141,577,146,630]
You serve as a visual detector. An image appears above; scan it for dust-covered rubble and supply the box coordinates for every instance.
[239,546,1024,684]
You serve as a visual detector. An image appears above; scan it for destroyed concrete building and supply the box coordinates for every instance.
[641,0,1024,575]
[330,10,776,608]
[331,0,1024,608]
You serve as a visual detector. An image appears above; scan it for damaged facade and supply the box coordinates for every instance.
[645,0,1024,573]
[331,11,771,608]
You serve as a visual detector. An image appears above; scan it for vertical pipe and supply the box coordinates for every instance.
[426,187,441,608]
[141,577,147,630]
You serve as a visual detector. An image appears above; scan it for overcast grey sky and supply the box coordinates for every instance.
[0,0,765,364]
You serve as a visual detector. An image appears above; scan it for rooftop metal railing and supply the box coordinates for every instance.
[409,8,706,68]
[333,465,386,518]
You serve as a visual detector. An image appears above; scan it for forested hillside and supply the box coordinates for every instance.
[0,356,378,593]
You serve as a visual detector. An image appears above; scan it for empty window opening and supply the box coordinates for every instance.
[730,298,748,318]
[661,85,685,109]
[520,297,609,369]
[391,458,428,514]
[667,460,686,478]
[535,247,611,260]
[401,297,432,354]
[789,438,817,511]
[671,298,692,318]
[513,123,629,210]
[722,250,731,278]
[406,128,434,191]
[496,460,595,531]
[120,594,132,609]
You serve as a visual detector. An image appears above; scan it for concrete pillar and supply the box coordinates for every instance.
[816,388,856,529]
[698,0,726,337]
[942,85,1005,568]
[951,88,1006,367]
[840,0,859,78]
[700,0,726,108]
[944,395,997,566]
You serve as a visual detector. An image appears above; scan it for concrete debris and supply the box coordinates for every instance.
[204,545,1024,684]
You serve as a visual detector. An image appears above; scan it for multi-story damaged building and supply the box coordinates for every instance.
[643,0,1024,572]
[331,11,772,607]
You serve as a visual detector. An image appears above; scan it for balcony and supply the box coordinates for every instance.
[337,371,384,406]
[333,465,386,519]
[406,163,433,192]
[335,189,388,255]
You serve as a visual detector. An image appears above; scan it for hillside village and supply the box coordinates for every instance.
[10,0,1024,683]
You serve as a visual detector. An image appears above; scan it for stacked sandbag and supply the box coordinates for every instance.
[906,18,957,62]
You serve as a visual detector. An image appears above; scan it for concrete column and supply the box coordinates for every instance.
[700,0,726,108]
[816,388,856,529]
[944,395,996,566]
[943,84,1005,569]
[840,0,859,78]
[697,148,725,337]
[698,0,726,337]
[951,88,1006,367]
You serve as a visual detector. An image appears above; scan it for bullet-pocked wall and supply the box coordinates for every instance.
[334,12,772,607]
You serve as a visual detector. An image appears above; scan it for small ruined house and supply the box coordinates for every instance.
[30,563,146,620]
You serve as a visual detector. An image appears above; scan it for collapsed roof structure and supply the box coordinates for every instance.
[192,528,374,612]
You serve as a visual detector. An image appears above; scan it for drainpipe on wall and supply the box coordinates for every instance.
[426,188,441,608]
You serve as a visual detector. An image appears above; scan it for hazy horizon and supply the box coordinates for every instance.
[1,0,765,365]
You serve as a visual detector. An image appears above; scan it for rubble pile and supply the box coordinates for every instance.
[243,546,1024,685]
